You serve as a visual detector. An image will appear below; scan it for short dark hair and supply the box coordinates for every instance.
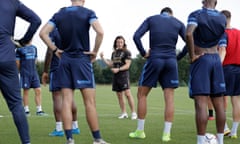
[161,7,173,14]
[221,10,231,19]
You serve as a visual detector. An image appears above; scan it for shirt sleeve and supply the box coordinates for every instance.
[187,11,198,27]
[125,50,132,60]
[133,18,149,57]
[16,2,41,45]
[218,33,227,48]
[89,10,98,24]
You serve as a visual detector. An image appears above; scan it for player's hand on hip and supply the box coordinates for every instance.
[55,49,63,59]
[145,48,151,58]
[190,53,204,63]
[11,38,24,48]
[84,51,97,63]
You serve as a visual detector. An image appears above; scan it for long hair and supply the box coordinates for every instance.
[113,35,127,51]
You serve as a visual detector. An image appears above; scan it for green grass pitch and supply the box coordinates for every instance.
[0,85,237,144]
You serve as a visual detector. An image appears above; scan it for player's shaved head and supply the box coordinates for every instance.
[202,0,217,8]
[71,0,85,5]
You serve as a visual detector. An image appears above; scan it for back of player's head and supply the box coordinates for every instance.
[221,10,231,19]
[71,0,84,2]
[202,0,217,7]
[161,7,173,15]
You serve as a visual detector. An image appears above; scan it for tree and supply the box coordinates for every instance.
[93,61,103,83]
[101,68,112,84]
[93,59,112,84]
[178,55,189,86]
[129,54,146,83]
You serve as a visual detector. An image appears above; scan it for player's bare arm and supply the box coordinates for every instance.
[85,20,103,62]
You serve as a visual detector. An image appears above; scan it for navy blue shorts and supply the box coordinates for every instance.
[138,58,179,89]
[20,71,40,89]
[189,54,226,97]
[58,53,95,89]
[49,70,61,92]
[223,65,240,96]
[112,71,130,92]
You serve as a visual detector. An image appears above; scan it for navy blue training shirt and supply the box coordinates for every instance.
[133,12,185,59]
[187,7,226,48]
[16,45,37,75]
[0,0,41,62]
[49,6,97,56]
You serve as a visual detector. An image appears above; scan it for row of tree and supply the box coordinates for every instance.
[36,54,190,86]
